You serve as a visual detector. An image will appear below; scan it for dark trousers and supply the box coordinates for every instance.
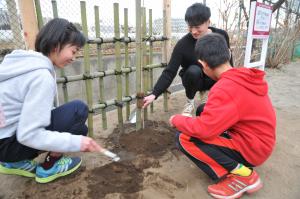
[181,65,216,99]
[0,100,88,162]
[175,103,254,181]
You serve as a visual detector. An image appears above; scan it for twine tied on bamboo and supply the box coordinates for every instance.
[136,92,145,108]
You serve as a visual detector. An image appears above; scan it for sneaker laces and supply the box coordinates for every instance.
[182,102,194,114]
[27,160,37,167]
[216,174,245,193]
[199,91,208,103]
[57,157,72,165]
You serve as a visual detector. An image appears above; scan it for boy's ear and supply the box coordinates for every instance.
[198,59,208,68]
[207,19,210,25]
[51,47,59,54]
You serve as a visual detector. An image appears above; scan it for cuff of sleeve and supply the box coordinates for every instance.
[69,135,83,152]
[151,90,159,100]
[172,114,184,127]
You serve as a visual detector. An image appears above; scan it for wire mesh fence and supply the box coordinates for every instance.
[0,0,25,57]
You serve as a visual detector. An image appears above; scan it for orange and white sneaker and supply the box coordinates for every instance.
[207,170,263,199]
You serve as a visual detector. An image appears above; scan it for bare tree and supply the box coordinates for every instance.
[267,22,300,68]
[214,0,249,66]
[272,0,288,13]
[240,0,249,23]
[215,0,239,31]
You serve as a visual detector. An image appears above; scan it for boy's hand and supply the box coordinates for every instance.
[80,136,102,152]
[169,115,176,127]
[143,94,156,108]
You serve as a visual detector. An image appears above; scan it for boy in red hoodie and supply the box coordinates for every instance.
[169,33,276,199]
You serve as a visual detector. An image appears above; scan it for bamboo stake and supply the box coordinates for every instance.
[51,0,69,103]
[137,92,145,128]
[80,1,94,137]
[163,0,171,112]
[34,0,43,29]
[51,0,58,18]
[149,9,154,113]
[142,7,148,121]
[114,3,124,127]
[124,8,130,121]
[135,0,142,130]
[95,6,107,130]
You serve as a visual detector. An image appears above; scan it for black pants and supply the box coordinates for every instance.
[181,65,216,99]
[175,103,254,181]
[0,100,88,162]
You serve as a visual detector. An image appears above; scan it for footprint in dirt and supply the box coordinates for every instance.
[87,161,144,198]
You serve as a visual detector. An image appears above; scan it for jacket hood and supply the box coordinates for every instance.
[221,67,268,96]
[0,50,54,82]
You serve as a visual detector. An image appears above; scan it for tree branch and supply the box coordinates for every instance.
[272,0,288,13]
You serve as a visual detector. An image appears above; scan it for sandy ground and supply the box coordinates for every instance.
[0,61,300,199]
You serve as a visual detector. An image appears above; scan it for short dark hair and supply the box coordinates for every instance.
[195,33,230,69]
[185,3,211,26]
[35,18,86,56]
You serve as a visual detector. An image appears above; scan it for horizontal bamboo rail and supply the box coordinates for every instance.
[55,63,166,84]
[87,36,168,44]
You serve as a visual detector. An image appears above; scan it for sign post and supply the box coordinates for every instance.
[244,1,272,70]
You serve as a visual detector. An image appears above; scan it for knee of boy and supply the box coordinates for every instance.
[185,65,203,79]
[82,125,88,136]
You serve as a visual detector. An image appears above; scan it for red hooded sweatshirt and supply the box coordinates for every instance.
[172,67,276,166]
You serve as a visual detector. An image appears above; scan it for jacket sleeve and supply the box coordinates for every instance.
[16,71,82,152]
[152,42,183,98]
[172,88,239,140]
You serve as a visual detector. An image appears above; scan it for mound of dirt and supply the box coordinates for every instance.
[87,120,178,198]
[107,120,177,158]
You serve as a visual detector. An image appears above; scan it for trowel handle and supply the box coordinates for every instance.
[99,148,120,162]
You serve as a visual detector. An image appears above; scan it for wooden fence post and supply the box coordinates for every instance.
[163,0,171,112]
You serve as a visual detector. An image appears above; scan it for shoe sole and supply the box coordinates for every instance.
[209,178,263,199]
[35,159,82,183]
[0,164,35,178]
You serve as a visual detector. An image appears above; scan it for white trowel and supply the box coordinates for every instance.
[129,108,137,123]
[99,147,120,162]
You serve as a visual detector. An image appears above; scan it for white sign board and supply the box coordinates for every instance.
[244,2,272,70]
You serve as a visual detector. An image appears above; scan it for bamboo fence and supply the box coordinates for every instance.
[34,0,169,135]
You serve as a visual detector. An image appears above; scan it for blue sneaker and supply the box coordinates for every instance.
[0,160,37,178]
[35,156,82,183]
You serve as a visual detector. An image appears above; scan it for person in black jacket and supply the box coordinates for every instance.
[143,3,233,116]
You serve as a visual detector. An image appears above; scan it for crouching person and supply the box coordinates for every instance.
[169,33,276,198]
[0,18,102,183]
